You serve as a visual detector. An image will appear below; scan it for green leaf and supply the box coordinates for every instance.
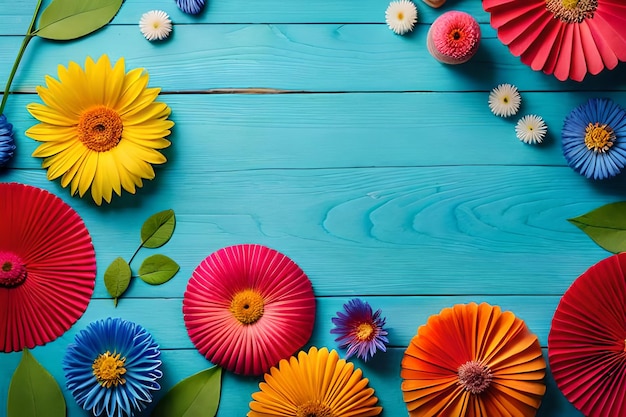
[141,209,176,249]
[151,367,222,417]
[568,201,626,253]
[35,0,123,40]
[104,257,131,306]
[8,349,66,417]
[138,254,180,285]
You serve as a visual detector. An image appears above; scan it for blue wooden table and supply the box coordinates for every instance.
[2,0,625,415]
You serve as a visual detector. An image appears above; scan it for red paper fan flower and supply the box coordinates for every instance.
[483,0,626,81]
[183,244,316,376]
[548,253,626,417]
[0,183,96,352]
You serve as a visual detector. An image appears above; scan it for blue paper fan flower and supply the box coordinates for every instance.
[0,114,15,167]
[175,0,205,15]
[63,318,163,417]
[562,98,626,180]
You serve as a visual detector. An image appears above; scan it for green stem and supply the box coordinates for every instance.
[128,244,143,265]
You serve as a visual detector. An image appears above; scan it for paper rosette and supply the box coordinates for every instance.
[401,302,546,416]
[0,183,96,352]
[183,244,316,376]
[548,253,626,417]
[483,0,626,81]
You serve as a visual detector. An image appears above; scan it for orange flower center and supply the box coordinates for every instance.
[78,105,123,152]
[397,11,404,20]
[545,0,597,23]
[458,360,493,395]
[449,29,464,42]
[296,401,334,417]
[355,322,376,341]
[92,351,127,388]
[0,251,26,288]
[229,289,265,324]
[584,122,615,153]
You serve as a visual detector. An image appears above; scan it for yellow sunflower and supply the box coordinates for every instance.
[26,54,174,205]
[249,347,382,417]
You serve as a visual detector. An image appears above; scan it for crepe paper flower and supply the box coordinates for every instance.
[139,10,172,41]
[25,54,174,205]
[488,83,521,118]
[183,244,316,376]
[548,253,626,417]
[422,0,445,8]
[427,11,481,65]
[516,115,548,144]
[330,298,389,361]
[249,347,382,417]
[401,302,547,416]
[0,183,96,353]
[175,0,205,15]
[483,0,626,82]
[385,0,418,35]
[0,114,15,167]
[561,98,626,180]
[63,318,163,417]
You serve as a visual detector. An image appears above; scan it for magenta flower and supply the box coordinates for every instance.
[331,298,389,361]
[427,11,481,65]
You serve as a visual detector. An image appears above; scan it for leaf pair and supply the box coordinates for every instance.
[568,202,626,253]
[35,0,123,41]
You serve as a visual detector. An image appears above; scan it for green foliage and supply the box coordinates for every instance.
[151,367,222,417]
[141,209,176,248]
[104,257,132,306]
[568,201,626,254]
[36,0,123,40]
[139,254,180,285]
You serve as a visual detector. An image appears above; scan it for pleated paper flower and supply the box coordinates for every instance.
[249,347,382,417]
[401,302,547,416]
[183,244,316,376]
[139,10,172,41]
[0,183,96,353]
[516,115,548,144]
[63,318,163,417]
[0,114,15,167]
[427,11,481,64]
[331,298,389,361]
[483,0,626,81]
[175,0,205,15]
[26,54,174,205]
[549,253,626,417]
[561,98,626,180]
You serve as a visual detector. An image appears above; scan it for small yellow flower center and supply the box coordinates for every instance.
[78,105,123,152]
[397,12,404,20]
[449,29,463,41]
[545,0,597,23]
[229,289,265,324]
[458,360,493,395]
[355,322,376,341]
[92,351,127,388]
[296,401,335,417]
[584,122,615,153]
[0,251,27,288]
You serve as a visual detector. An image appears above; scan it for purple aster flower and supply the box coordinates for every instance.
[0,114,15,167]
[331,298,389,361]
[175,0,205,15]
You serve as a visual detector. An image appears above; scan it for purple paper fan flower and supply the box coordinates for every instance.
[175,0,205,15]
[0,114,15,167]
[331,298,389,361]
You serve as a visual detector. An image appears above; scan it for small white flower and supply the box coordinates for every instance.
[516,115,548,144]
[488,83,521,117]
[386,0,418,35]
[139,10,172,41]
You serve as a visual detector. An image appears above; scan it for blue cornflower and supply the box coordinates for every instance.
[331,298,389,361]
[175,0,205,14]
[0,114,15,167]
[562,98,626,180]
[63,318,163,417]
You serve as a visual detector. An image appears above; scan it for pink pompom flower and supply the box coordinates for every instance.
[427,11,481,64]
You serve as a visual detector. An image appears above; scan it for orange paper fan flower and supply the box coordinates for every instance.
[401,302,546,416]
[0,183,96,352]
[483,0,626,81]
[183,244,316,376]
[548,253,626,417]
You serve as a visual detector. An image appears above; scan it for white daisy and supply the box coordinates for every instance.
[516,115,547,144]
[488,83,521,117]
[386,0,418,35]
[139,10,172,41]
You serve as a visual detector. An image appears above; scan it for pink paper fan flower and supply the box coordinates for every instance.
[427,11,481,64]
[183,244,316,376]
[483,0,626,82]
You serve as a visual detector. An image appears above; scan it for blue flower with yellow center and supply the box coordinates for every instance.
[562,98,626,180]
[63,318,163,417]
[0,114,15,167]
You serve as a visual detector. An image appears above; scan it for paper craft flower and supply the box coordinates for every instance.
[331,298,389,361]
[183,244,316,376]
[0,182,96,353]
[488,83,521,118]
[561,98,626,180]
[0,114,15,167]
[483,0,626,82]
[249,347,382,417]
[427,11,481,64]
[385,0,418,35]
[63,318,163,417]
[549,253,626,417]
[401,302,546,416]
[139,10,172,41]
[175,0,205,15]
[516,115,548,144]
[26,54,174,205]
